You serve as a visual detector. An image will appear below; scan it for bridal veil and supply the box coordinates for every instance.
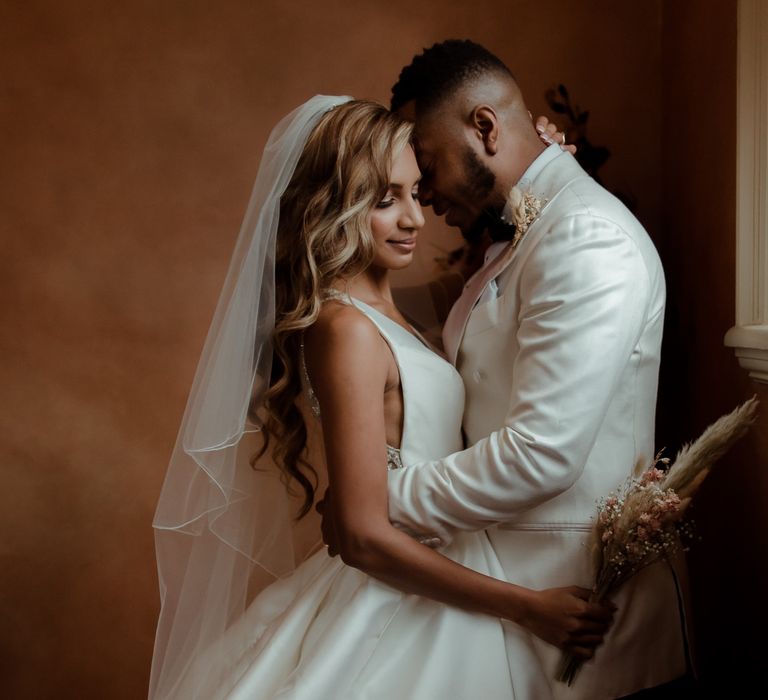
[149,95,352,699]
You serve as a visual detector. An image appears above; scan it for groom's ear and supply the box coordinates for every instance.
[470,105,499,156]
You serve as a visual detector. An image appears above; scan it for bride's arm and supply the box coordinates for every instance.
[304,305,612,658]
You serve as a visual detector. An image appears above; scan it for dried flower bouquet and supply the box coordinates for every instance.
[556,397,760,686]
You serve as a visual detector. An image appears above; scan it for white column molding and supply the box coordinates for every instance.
[724,0,768,382]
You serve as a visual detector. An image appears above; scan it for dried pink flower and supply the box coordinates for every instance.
[640,468,666,485]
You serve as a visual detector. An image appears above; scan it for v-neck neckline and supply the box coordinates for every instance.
[347,297,433,351]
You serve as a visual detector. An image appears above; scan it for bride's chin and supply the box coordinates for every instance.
[371,252,415,272]
[386,254,415,271]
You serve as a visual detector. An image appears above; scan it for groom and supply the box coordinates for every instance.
[381,41,689,699]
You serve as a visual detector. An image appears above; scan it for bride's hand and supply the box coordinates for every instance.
[532,114,577,155]
[517,586,615,659]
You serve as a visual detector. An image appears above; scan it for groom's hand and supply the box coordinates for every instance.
[520,586,616,659]
[316,488,340,557]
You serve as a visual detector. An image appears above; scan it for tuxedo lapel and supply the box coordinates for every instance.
[443,243,516,365]
[442,150,587,366]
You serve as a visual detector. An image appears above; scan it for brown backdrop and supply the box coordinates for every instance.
[1,0,762,697]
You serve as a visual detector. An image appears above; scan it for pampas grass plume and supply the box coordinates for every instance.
[662,396,759,498]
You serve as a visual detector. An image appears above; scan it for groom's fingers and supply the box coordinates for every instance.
[315,486,330,514]
[316,488,342,557]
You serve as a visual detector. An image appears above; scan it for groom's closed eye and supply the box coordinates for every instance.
[415,172,432,203]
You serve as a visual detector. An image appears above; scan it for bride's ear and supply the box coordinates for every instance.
[471,105,499,156]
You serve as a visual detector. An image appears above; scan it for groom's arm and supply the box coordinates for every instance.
[387,213,663,542]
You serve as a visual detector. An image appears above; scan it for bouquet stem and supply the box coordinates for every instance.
[554,590,604,686]
[555,650,583,686]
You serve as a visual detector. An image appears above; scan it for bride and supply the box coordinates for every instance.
[149,95,614,700]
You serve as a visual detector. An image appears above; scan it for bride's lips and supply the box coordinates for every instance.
[387,238,417,252]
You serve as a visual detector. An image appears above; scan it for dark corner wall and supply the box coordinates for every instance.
[660,0,768,691]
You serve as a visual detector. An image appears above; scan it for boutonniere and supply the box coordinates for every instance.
[504,185,547,248]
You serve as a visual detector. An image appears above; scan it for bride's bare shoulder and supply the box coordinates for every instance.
[304,301,385,361]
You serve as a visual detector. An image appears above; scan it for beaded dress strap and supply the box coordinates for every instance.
[320,288,352,304]
[323,288,433,352]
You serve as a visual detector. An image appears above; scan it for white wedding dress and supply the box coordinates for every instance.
[174,298,552,700]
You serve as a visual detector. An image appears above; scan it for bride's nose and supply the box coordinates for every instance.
[400,197,425,230]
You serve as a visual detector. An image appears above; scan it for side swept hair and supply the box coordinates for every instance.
[253,100,413,518]
[390,39,513,114]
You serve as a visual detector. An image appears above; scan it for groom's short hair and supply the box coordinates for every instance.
[390,39,513,114]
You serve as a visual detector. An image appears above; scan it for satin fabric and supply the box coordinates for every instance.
[169,300,552,699]
[388,148,688,699]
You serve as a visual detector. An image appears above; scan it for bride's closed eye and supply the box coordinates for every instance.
[376,179,420,208]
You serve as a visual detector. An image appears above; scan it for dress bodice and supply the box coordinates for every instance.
[302,294,465,469]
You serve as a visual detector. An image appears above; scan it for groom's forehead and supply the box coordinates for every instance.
[395,100,445,141]
[409,129,432,163]
[395,100,416,122]
[413,114,454,151]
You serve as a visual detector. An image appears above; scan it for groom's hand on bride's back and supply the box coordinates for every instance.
[316,489,340,557]
[519,586,616,659]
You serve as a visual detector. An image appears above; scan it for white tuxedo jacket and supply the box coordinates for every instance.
[389,149,687,699]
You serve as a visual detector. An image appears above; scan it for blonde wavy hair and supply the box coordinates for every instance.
[252,100,413,517]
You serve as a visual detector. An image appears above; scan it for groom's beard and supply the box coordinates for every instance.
[469,209,517,243]
[459,149,516,244]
